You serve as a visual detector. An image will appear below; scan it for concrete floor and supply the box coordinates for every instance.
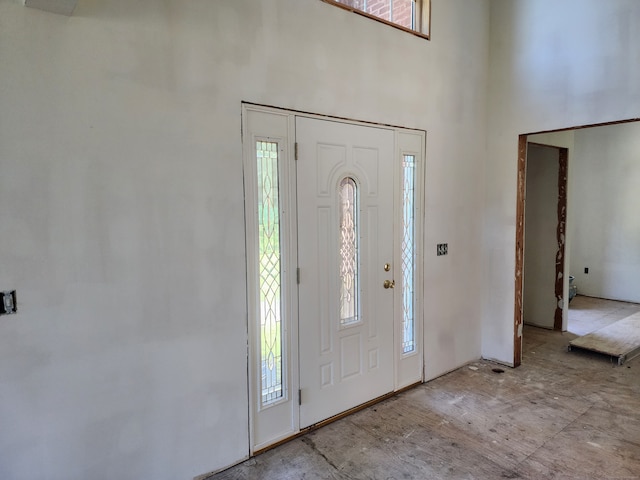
[210,297,640,479]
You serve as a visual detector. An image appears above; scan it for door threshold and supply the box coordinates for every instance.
[253,380,423,456]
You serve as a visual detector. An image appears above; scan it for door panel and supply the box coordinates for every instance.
[296,117,395,428]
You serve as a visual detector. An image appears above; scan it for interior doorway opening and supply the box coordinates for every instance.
[513,117,640,366]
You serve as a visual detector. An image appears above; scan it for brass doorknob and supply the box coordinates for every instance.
[383,279,395,289]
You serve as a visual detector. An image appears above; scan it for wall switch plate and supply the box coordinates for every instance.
[437,243,448,256]
[584,267,589,274]
[1,291,17,315]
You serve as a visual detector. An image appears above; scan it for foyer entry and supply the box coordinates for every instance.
[242,105,425,452]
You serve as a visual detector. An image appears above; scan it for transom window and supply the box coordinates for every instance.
[323,0,430,39]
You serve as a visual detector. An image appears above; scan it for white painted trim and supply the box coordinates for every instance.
[242,103,426,451]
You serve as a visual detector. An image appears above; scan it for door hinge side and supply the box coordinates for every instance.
[296,267,300,284]
[298,389,302,405]
[294,142,298,161]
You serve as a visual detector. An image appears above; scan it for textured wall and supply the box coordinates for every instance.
[0,0,489,478]
[523,144,560,329]
[484,0,640,364]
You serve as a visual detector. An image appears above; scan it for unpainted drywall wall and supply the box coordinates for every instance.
[484,0,640,364]
[527,131,575,331]
[523,144,558,329]
[570,122,640,303]
[0,0,490,478]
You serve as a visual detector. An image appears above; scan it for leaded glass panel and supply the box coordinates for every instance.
[339,177,359,326]
[402,155,416,353]
[256,141,283,405]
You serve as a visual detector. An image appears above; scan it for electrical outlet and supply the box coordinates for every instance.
[437,243,448,256]
[1,291,17,315]
[584,267,589,274]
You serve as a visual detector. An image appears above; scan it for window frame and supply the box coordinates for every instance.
[321,0,431,40]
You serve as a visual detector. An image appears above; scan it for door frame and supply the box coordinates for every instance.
[242,103,426,453]
[513,117,640,366]
[514,136,568,365]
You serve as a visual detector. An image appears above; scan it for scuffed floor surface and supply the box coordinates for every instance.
[210,302,640,479]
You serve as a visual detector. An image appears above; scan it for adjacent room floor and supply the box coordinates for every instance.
[210,297,640,479]
[567,295,640,336]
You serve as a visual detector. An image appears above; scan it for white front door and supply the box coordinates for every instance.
[296,117,396,428]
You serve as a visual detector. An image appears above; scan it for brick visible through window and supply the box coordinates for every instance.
[327,0,429,36]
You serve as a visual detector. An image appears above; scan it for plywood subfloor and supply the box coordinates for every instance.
[568,295,640,336]
[207,322,640,480]
[569,311,640,365]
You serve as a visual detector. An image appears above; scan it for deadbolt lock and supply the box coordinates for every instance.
[383,263,391,272]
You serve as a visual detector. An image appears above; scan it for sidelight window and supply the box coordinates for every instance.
[401,155,416,353]
[256,141,283,405]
